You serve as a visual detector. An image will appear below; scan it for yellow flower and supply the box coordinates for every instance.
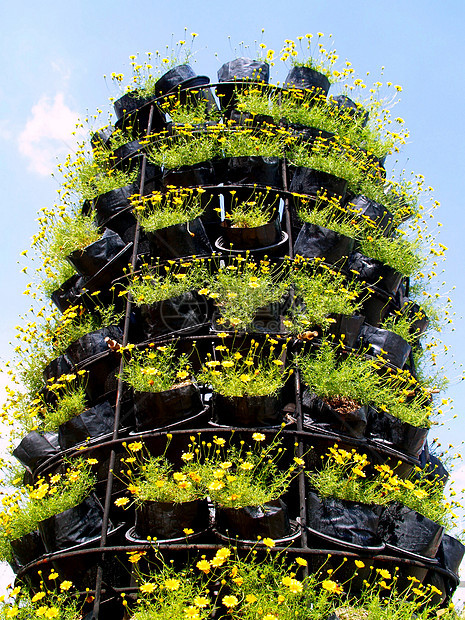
[32,592,46,602]
[216,547,231,560]
[245,594,257,603]
[222,595,239,608]
[183,528,194,535]
[322,579,343,593]
[194,596,210,608]
[208,480,224,491]
[44,609,59,619]
[296,557,307,567]
[164,578,180,590]
[252,432,266,441]
[128,551,146,563]
[184,607,200,619]
[213,437,226,446]
[262,537,275,548]
[263,615,278,620]
[114,497,130,507]
[196,559,211,573]
[140,582,156,593]
[59,580,73,591]
[128,441,143,452]
[240,462,253,470]
[355,560,365,568]
[377,568,391,580]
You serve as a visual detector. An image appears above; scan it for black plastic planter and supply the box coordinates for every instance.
[10,529,46,570]
[162,160,216,189]
[114,90,153,120]
[212,392,283,427]
[348,195,393,237]
[133,383,203,432]
[289,166,348,200]
[326,313,365,349]
[78,350,122,404]
[215,230,289,258]
[215,156,282,189]
[418,443,449,485]
[359,286,392,327]
[134,498,209,540]
[58,401,115,450]
[284,66,330,97]
[13,431,59,471]
[331,95,369,127]
[155,64,210,98]
[366,408,428,458]
[137,291,210,340]
[437,533,465,577]
[145,217,212,259]
[349,251,403,295]
[294,223,355,266]
[302,392,368,439]
[306,492,383,549]
[66,229,127,278]
[51,274,86,313]
[220,217,282,251]
[64,325,123,367]
[93,184,139,228]
[378,502,444,559]
[215,498,290,540]
[359,324,411,369]
[38,495,107,553]
[216,58,269,110]
[43,353,73,383]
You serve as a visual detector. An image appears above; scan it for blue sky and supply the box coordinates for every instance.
[1,0,465,585]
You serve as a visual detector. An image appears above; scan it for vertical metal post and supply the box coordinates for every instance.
[92,105,155,619]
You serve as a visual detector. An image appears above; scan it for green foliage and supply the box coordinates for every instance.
[121,342,193,393]
[133,187,208,231]
[197,336,290,398]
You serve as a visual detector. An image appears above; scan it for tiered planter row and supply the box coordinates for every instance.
[9,59,462,619]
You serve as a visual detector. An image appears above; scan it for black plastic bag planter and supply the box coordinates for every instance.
[133,383,203,432]
[366,408,428,458]
[377,502,444,559]
[347,195,393,237]
[289,166,348,200]
[348,251,403,296]
[215,156,283,189]
[43,354,73,383]
[216,58,269,110]
[418,443,449,485]
[133,498,210,540]
[437,533,465,578]
[359,286,393,327]
[66,229,127,278]
[215,230,289,258]
[330,95,369,127]
[77,350,122,404]
[51,274,86,313]
[215,498,290,540]
[219,216,282,251]
[10,529,46,571]
[91,125,115,149]
[212,392,283,427]
[306,492,384,550]
[38,494,108,553]
[229,109,275,128]
[302,392,369,439]
[404,300,429,337]
[13,431,59,471]
[58,401,115,450]
[359,324,411,369]
[155,64,210,98]
[326,313,365,349]
[294,223,355,266]
[81,242,134,295]
[64,325,123,367]
[110,140,145,172]
[136,291,210,341]
[114,90,154,120]
[162,160,217,189]
[145,217,212,260]
[284,66,330,97]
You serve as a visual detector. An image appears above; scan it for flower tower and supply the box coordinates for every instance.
[1,35,463,620]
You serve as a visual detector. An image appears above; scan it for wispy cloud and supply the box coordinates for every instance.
[18,93,80,176]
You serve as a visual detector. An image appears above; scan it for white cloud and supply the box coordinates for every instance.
[18,93,80,176]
